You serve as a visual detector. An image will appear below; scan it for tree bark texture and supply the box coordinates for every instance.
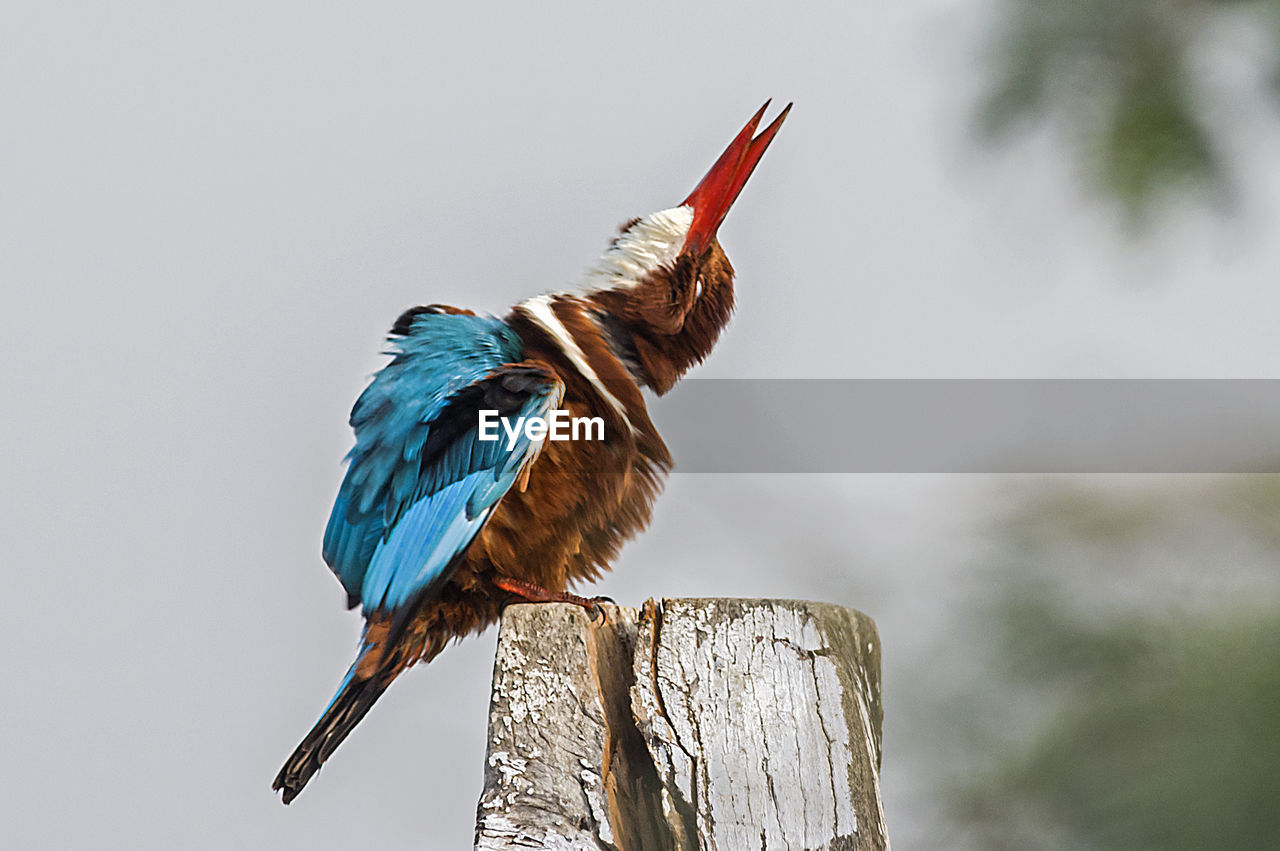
[474,598,886,851]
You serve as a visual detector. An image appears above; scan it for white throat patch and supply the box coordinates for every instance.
[512,206,692,431]
[576,205,693,294]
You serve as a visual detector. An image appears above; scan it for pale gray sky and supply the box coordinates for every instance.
[5,1,1280,849]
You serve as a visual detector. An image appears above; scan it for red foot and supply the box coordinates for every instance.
[493,577,613,622]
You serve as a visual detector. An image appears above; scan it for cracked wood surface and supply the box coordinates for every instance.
[474,599,886,851]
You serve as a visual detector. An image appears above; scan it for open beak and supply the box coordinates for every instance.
[680,100,791,257]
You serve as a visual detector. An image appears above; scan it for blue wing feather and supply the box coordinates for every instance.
[361,473,486,612]
[321,310,559,616]
[359,385,559,614]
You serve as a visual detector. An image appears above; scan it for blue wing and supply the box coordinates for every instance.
[321,309,560,616]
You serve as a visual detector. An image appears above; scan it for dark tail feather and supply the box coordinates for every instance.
[272,662,391,804]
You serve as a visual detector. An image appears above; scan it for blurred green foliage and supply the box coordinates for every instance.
[979,0,1280,220]
[953,478,1280,849]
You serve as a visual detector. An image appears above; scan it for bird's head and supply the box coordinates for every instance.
[582,101,790,394]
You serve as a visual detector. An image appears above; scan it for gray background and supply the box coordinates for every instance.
[5,1,1280,849]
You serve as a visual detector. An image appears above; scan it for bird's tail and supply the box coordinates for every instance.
[273,649,390,805]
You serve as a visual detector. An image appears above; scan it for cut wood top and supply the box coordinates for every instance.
[475,598,886,851]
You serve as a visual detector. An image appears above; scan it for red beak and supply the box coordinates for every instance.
[680,100,791,257]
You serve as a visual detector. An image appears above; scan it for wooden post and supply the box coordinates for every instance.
[474,599,886,851]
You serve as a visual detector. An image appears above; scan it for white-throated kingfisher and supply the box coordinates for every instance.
[274,102,790,803]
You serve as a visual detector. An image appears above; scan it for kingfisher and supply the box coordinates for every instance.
[273,102,790,803]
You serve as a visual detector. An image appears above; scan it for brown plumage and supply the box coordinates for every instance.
[274,102,790,804]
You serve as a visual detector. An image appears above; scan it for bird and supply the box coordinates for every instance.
[273,101,790,804]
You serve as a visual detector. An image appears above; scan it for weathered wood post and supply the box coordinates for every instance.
[474,598,887,850]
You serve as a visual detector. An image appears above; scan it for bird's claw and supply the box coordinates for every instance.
[493,576,615,624]
[585,595,615,625]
